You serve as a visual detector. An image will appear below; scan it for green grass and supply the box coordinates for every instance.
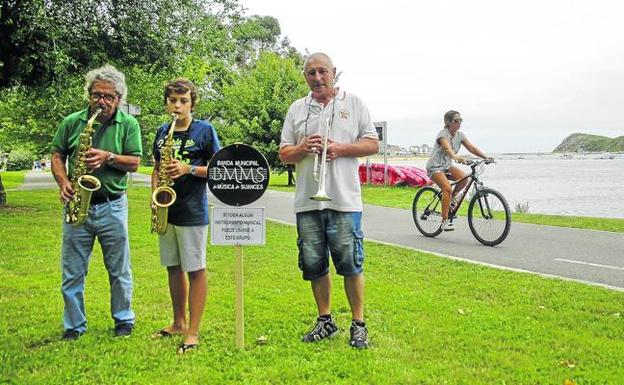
[510,212,624,233]
[1,188,623,384]
[137,166,153,175]
[0,170,27,189]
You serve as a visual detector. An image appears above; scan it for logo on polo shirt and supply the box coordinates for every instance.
[339,109,350,119]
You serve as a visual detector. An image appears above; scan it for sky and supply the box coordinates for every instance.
[241,0,623,153]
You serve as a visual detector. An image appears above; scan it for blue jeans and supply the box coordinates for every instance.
[296,210,365,280]
[60,195,134,333]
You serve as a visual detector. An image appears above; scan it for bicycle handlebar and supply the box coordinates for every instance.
[465,158,495,166]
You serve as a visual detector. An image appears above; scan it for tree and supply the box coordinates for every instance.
[216,52,307,177]
[231,15,281,64]
[0,0,244,87]
[0,0,307,173]
[0,175,5,205]
[0,0,248,158]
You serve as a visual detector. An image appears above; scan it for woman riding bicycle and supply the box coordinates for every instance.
[426,110,491,232]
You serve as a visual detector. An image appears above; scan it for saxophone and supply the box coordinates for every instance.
[151,113,178,234]
[65,107,103,225]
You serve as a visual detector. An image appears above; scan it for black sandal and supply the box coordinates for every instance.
[177,343,198,354]
[151,329,173,339]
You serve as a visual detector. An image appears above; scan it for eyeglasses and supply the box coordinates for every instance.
[90,92,118,103]
[452,118,463,123]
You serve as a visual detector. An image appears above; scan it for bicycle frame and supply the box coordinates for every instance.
[443,160,488,219]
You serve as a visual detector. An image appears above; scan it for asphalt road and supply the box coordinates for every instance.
[252,190,624,291]
[19,171,624,291]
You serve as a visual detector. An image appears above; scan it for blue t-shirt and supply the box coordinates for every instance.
[153,119,221,226]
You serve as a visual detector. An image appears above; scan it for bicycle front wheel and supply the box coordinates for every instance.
[467,188,511,246]
[412,186,443,237]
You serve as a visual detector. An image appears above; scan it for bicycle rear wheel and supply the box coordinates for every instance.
[467,188,511,246]
[412,186,443,237]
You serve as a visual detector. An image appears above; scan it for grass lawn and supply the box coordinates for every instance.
[0,170,27,189]
[1,188,623,384]
[137,166,153,175]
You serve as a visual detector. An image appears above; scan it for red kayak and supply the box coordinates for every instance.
[359,163,432,187]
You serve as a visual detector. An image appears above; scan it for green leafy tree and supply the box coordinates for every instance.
[0,0,307,176]
[216,52,307,176]
[0,0,244,87]
[0,78,84,155]
[0,0,247,159]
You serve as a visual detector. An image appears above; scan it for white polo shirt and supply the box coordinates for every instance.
[280,89,378,213]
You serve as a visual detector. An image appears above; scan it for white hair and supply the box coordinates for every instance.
[84,64,128,103]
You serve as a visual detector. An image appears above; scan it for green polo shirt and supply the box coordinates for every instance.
[52,107,142,198]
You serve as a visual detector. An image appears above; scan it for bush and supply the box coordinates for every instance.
[515,200,530,213]
[6,148,36,171]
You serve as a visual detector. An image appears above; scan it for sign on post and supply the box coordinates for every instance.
[211,207,265,245]
[208,144,270,206]
[207,144,270,349]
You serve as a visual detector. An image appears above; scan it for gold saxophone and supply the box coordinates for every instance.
[151,113,178,234]
[65,107,103,225]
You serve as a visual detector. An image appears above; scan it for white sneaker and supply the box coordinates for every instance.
[441,220,455,231]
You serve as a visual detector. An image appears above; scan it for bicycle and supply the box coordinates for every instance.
[412,158,511,246]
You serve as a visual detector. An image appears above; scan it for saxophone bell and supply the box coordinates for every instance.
[72,175,102,225]
[151,186,177,235]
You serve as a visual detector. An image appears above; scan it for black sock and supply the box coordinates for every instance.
[352,319,365,327]
[319,314,332,321]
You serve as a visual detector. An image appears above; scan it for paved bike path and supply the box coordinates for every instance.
[15,170,151,190]
[252,190,624,291]
[17,172,624,291]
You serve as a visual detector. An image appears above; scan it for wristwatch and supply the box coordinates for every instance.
[190,166,197,176]
[107,152,116,165]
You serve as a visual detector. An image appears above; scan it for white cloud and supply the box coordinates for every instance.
[242,0,624,152]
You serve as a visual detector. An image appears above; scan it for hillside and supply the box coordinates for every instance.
[553,133,624,153]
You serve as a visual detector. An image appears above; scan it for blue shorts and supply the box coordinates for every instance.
[295,209,365,281]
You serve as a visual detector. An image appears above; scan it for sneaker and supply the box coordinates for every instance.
[114,323,133,337]
[349,321,369,349]
[61,329,81,341]
[441,219,455,231]
[302,316,339,342]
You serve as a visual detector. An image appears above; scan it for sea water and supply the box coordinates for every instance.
[390,153,624,219]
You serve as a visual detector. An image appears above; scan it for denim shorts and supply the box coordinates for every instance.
[296,209,365,280]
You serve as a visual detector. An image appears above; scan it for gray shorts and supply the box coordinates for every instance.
[296,209,365,281]
[159,224,208,272]
[427,167,449,178]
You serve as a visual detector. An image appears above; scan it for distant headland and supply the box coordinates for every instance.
[553,133,624,153]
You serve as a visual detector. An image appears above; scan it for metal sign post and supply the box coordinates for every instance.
[207,144,270,349]
[373,121,388,186]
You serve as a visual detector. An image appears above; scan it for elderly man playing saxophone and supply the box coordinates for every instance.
[279,52,379,349]
[51,64,142,341]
